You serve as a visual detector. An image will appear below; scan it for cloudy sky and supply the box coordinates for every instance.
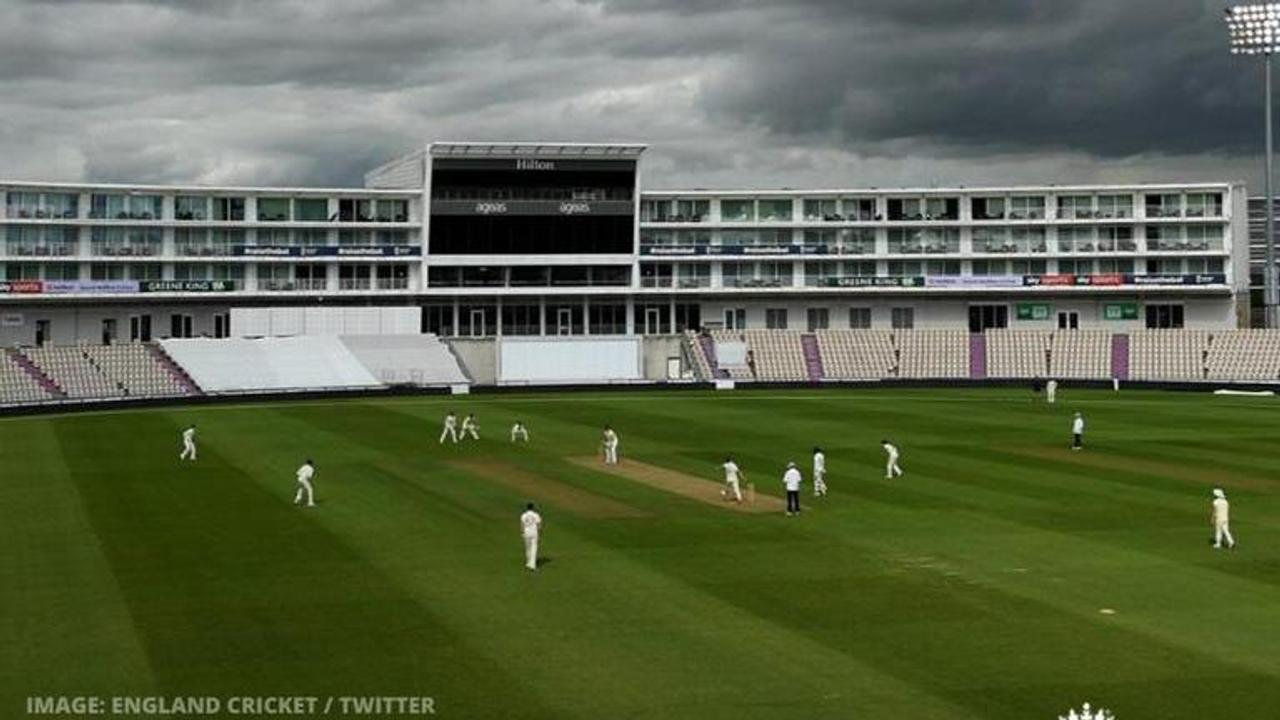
[0,0,1269,190]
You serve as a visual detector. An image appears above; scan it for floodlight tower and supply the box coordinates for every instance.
[1226,4,1280,327]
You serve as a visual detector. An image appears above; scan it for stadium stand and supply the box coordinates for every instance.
[21,345,126,399]
[1206,329,1280,381]
[160,337,382,393]
[1050,331,1114,380]
[1129,330,1210,381]
[340,334,469,386]
[986,330,1050,378]
[683,331,716,381]
[82,343,192,398]
[0,349,56,404]
[712,330,809,382]
[896,330,970,379]
[814,330,896,380]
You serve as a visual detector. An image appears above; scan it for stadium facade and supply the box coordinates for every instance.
[0,142,1250,345]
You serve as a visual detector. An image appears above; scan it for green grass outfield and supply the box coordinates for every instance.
[2,387,1279,719]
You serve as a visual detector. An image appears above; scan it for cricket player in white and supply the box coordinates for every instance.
[783,461,803,516]
[602,425,619,465]
[1046,379,1058,404]
[812,447,828,497]
[882,440,903,479]
[1211,488,1236,549]
[179,425,197,461]
[521,502,542,570]
[721,456,744,502]
[511,421,530,443]
[461,413,480,441]
[439,411,458,444]
[1071,412,1085,450]
[294,459,316,508]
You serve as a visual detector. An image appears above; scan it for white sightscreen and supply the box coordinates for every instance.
[231,307,421,337]
[498,338,641,383]
[715,340,748,368]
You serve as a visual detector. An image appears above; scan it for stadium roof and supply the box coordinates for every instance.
[428,142,647,158]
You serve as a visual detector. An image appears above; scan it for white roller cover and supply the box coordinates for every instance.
[160,337,381,393]
[715,341,748,368]
[499,337,641,383]
[231,307,421,337]
[340,334,469,385]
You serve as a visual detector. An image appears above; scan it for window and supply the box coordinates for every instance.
[1057,195,1093,219]
[1058,259,1094,275]
[43,193,78,219]
[1145,193,1181,218]
[758,199,793,222]
[720,199,754,222]
[972,197,1005,220]
[806,308,830,331]
[90,263,125,280]
[887,260,922,276]
[1146,225,1183,251]
[212,197,246,221]
[44,263,78,280]
[375,264,410,290]
[848,307,872,329]
[839,228,876,254]
[295,198,329,222]
[891,307,915,329]
[1008,196,1045,219]
[675,199,709,222]
[1145,304,1184,329]
[924,197,959,220]
[803,198,839,220]
[1185,193,1223,218]
[588,302,627,335]
[6,192,40,218]
[1097,225,1136,251]
[972,259,1009,276]
[924,260,960,276]
[423,305,454,336]
[765,308,788,329]
[175,196,208,220]
[1011,259,1047,275]
[257,197,290,222]
[676,263,710,288]
[842,198,876,221]
[1057,227,1093,253]
[968,305,1009,332]
[1184,225,1223,250]
[887,198,923,221]
[376,199,409,222]
[1096,258,1134,274]
[1097,194,1133,219]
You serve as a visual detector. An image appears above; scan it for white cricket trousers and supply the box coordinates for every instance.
[294,478,315,507]
[440,426,457,443]
[511,429,528,442]
[886,457,902,478]
[463,426,479,440]
[1215,522,1235,548]
[180,440,196,461]
[605,443,618,464]
[1047,389,1056,404]
[726,479,742,501]
[524,534,539,569]
[814,471,827,496]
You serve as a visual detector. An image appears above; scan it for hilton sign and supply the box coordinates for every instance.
[515,159,555,171]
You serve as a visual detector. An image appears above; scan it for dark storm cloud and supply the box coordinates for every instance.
[0,0,1264,188]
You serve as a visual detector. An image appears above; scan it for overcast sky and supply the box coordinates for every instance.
[0,0,1269,190]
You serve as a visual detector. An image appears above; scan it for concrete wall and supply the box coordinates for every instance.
[445,338,497,384]
[641,336,689,380]
[0,304,230,346]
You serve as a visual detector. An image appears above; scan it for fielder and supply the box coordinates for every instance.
[721,455,744,502]
[783,461,803,516]
[1071,412,1085,450]
[521,502,542,570]
[439,411,459,444]
[461,413,480,441]
[1211,488,1236,549]
[882,440,903,479]
[511,421,530,443]
[1046,379,1058,404]
[812,447,828,497]
[179,424,197,461]
[294,459,316,508]
[601,425,619,465]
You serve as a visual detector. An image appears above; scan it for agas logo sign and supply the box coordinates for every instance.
[558,202,591,215]
[475,202,508,215]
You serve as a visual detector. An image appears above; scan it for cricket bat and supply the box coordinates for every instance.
[747,482,756,503]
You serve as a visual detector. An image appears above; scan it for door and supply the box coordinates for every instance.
[555,308,572,336]
[35,319,50,347]
[101,319,117,345]
[723,308,746,330]
[130,314,152,342]
[1057,311,1079,330]
[468,308,486,338]
[213,313,230,339]
[170,313,193,338]
[644,307,661,335]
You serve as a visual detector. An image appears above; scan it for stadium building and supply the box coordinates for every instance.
[0,142,1251,348]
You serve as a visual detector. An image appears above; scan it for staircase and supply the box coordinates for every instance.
[698,334,729,379]
[800,334,824,382]
[969,333,987,379]
[146,342,202,394]
[1110,334,1130,381]
[8,348,65,397]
